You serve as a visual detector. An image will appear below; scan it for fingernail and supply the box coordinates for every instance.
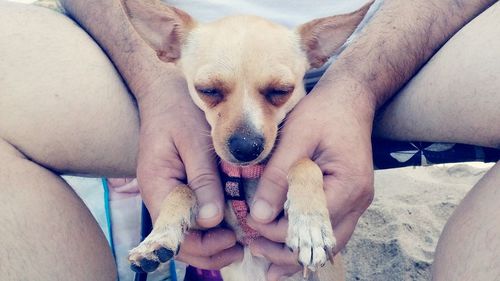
[249,244,264,258]
[198,203,219,220]
[252,251,264,258]
[251,199,274,222]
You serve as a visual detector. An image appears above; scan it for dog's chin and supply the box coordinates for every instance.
[218,151,271,167]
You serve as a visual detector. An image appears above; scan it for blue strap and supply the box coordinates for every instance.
[170,260,178,281]
[101,178,116,258]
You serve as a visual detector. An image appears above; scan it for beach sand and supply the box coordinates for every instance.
[343,163,492,280]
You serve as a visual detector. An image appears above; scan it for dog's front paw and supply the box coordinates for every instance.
[285,199,336,272]
[128,224,185,273]
[285,159,336,276]
[128,185,196,273]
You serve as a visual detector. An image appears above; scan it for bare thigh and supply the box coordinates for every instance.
[432,161,500,280]
[373,3,500,280]
[374,2,500,148]
[0,2,140,279]
[0,2,139,177]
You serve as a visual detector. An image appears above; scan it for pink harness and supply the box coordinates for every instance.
[220,161,264,245]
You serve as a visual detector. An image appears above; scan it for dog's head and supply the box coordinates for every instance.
[125,0,372,165]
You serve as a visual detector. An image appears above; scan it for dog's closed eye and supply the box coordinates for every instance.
[262,85,294,106]
[198,87,221,97]
[195,86,224,106]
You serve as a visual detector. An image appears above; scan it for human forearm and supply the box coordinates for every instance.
[60,0,241,269]
[60,0,180,98]
[320,0,496,109]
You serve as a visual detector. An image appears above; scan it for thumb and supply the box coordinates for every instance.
[250,128,313,223]
[177,133,225,228]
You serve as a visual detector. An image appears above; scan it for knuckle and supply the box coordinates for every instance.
[344,173,374,212]
[355,167,374,192]
[360,188,374,210]
[355,170,374,192]
[188,168,220,191]
[198,259,222,270]
[211,258,233,269]
[357,178,374,209]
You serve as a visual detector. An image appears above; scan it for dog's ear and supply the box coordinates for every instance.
[124,0,195,62]
[297,1,374,68]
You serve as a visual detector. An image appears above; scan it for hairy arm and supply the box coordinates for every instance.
[60,0,178,98]
[321,0,497,108]
[249,1,497,279]
[59,0,242,270]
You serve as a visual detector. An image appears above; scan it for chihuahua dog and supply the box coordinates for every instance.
[125,1,372,280]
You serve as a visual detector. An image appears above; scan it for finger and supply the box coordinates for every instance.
[266,264,301,281]
[250,121,315,223]
[175,118,225,228]
[249,238,298,266]
[179,228,238,257]
[177,244,244,270]
[247,216,288,243]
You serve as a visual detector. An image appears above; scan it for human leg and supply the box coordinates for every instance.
[0,2,140,279]
[432,162,500,280]
[0,2,139,177]
[0,139,117,280]
[374,2,500,149]
[373,2,500,279]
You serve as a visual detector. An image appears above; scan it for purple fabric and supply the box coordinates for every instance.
[184,266,223,281]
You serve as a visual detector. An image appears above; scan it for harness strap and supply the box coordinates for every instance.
[220,161,264,245]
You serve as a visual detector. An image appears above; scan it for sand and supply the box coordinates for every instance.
[343,163,492,281]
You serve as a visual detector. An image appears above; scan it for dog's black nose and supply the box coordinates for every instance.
[228,133,264,162]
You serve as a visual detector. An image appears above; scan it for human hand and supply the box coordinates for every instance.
[135,68,243,269]
[247,77,375,280]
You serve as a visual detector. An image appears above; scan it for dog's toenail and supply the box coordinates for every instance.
[155,247,174,262]
[140,259,160,272]
[130,263,145,273]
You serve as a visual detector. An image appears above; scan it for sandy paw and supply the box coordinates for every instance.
[128,184,196,273]
[285,200,336,271]
[128,225,185,273]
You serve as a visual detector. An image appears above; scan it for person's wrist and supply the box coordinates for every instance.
[130,60,184,99]
[135,67,192,118]
[310,72,376,128]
